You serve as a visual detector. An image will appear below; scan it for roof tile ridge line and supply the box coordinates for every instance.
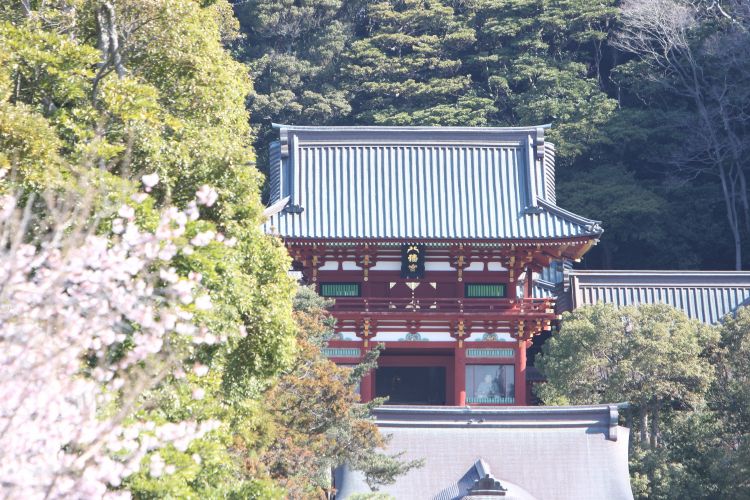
[569,269,750,275]
[373,404,618,414]
[535,198,603,229]
[525,134,539,209]
[262,196,290,219]
[272,123,553,132]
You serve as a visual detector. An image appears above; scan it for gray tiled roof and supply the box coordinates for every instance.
[570,270,750,324]
[334,405,632,500]
[263,125,602,241]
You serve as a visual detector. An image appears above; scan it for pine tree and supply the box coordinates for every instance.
[234,0,353,126]
[471,0,619,160]
[343,0,495,125]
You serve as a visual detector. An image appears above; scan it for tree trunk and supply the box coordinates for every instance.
[639,405,649,446]
[718,164,743,269]
[20,0,32,17]
[92,2,125,102]
[650,399,660,448]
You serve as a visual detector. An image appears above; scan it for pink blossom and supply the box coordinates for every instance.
[195,185,218,207]
[118,205,135,220]
[141,173,159,189]
[0,188,222,498]
[185,201,200,221]
[192,364,209,377]
[194,294,212,311]
[190,231,215,247]
[149,454,165,478]
[131,193,148,204]
[0,194,17,221]
[112,218,125,235]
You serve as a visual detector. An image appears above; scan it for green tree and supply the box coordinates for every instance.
[471,0,619,161]
[537,303,717,446]
[1,0,297,380]
[557,164,671,269]
[234,0,353,126]
[1,1,296,496]
[614,0,750,269]
[232,0,355,197]
[709,307,750,498]
[342,0,495,125]
[536,303,720,498]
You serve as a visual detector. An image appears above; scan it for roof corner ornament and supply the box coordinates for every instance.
[284,204,304,214]
[464,474,508,498]
[279,127,290,158]
[535,126,545,160]
[608,404,619,441]
[523,204,544,215]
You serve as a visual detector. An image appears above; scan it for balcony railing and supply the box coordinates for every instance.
[330,297,554,315]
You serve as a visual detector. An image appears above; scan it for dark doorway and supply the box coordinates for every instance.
[375,366,447,405]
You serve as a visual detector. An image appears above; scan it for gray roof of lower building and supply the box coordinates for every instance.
[334,405,632,500]
[570,270,750,324]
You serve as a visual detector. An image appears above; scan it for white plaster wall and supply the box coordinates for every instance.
[370,331,454,342]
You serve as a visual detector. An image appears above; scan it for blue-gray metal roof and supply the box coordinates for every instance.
[263,125,601,241]
[334,405,632,500]
[570,270,750,324]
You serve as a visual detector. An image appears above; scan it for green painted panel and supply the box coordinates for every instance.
[465,283,506,298]
[466,396,515,404]
[320,283,360,297]
[322,347,361,358]
[466,348,515,358]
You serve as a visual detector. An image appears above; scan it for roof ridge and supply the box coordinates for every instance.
[273,123,552,132]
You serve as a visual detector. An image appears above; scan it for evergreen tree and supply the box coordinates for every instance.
[343,0,495,125]
[232,0,355,197]
[536,303,721,498]
[234,0,353,126]
[471,0,619,161]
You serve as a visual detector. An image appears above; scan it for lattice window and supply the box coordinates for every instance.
[320,283,361,297]
[465,283,506,298]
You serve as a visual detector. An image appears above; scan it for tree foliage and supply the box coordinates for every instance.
[342,0,493,126]
[537,303,750,498]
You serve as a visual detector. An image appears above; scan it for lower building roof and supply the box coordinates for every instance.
[334,405,632,500]
[569,270,750,324]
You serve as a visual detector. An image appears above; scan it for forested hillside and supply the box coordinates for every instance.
[235,0,750,271]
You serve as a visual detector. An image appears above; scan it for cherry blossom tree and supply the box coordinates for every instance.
[0,174,227,498]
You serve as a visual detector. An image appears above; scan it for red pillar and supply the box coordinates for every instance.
[359,340,375,403]
[360,370,374,403]
[525,265,533,298]
[454,345,466,406]
[514,339,527,405]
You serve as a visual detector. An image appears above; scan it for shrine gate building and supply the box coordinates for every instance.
[263,124,603,406]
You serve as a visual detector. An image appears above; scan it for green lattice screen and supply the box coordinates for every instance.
[320,283,361,297]
[465,283,506,298]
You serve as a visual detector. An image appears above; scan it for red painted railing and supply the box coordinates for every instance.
[330,297,554,315]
